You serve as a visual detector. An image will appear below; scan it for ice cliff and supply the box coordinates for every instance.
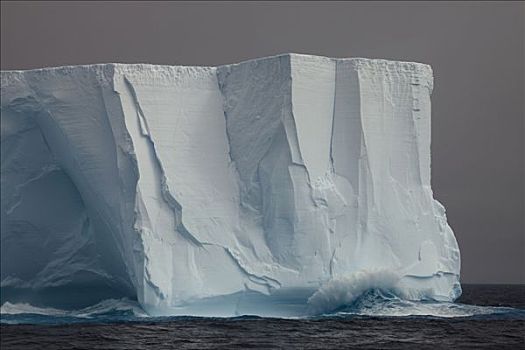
[1,54,461,316]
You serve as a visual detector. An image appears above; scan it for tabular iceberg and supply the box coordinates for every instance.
[0,54,461,317]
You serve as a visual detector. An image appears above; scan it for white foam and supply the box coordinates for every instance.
[307,269,401,315]
[335,295,519,318]
[0,302,67,317]
[0,298,147,319]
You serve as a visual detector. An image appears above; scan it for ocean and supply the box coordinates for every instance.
[1,284,524,349]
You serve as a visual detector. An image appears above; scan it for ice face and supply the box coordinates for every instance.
[0,54,461,316]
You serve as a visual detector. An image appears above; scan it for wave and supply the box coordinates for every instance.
[322,289,523,319]
[2,275,523,324]
[1,298,147,324]
[306,269,524,319]
[1,302,67,317]
[307,268,401,315]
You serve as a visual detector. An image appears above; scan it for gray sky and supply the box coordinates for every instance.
[1,1,523,284]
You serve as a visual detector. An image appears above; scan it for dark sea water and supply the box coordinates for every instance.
[1,284,524,349]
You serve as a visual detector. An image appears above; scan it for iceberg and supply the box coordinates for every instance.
[0,54,461,317]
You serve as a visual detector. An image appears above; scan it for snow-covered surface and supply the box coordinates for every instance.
[0,54,461,317]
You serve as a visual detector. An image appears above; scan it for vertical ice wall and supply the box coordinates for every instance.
[1,66,139,307]
[1,54,460,316]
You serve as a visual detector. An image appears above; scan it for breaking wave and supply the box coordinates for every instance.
[307,268,401,315]
[307,269,523,319]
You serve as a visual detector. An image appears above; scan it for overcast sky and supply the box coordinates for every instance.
[1,1,523,283]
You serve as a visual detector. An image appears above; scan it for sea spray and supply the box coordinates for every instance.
[307,269,401,315]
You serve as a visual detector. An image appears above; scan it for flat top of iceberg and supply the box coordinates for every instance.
[0,53,432,74]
